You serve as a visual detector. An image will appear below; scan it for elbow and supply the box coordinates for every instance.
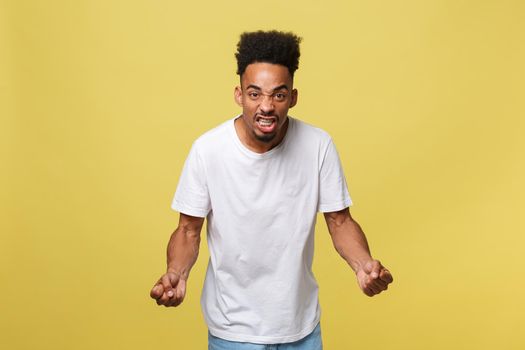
[325,208,353,232]
[174,222,201,242]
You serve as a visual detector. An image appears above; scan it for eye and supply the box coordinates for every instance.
[248,91,259,99]
[274,93,287,101]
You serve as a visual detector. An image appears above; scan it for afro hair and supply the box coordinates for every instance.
[235,30,302,78]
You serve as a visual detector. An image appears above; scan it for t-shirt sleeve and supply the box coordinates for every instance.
[171,142,211,217]
[317,139,353,212]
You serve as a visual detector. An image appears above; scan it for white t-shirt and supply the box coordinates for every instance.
[172,115,352,344]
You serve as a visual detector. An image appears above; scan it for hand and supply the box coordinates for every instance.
[150,270,187,307]
[356,260,393,297]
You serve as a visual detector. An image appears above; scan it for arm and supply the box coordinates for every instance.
[150,213,205,307]
[324,207,393,297]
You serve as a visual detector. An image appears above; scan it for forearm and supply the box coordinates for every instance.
[326,213,373,273]
[324,209,393,296]
[166,224,201,279]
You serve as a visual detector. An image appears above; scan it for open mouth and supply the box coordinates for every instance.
[255,116,277,132]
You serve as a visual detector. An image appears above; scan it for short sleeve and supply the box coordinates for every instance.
[317,139,353,212]
[171,142,211,217]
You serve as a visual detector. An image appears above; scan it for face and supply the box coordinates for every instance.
[234,62,298,146]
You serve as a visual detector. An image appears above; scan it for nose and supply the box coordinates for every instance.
[259,95,275,114]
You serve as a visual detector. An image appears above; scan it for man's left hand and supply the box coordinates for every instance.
[356,260,393,297]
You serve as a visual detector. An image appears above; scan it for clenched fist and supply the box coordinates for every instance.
[356,260,393,297]
[150,271,187,307]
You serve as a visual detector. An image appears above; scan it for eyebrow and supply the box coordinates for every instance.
[246,84,289,91]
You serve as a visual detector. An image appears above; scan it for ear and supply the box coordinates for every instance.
[289,88,298,108]
[234,86,243,107]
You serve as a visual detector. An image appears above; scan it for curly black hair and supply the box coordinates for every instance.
[235,30,302,78]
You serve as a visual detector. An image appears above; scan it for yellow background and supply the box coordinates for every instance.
[2,1,524,349]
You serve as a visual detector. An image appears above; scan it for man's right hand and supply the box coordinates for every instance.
[150,271,187,307]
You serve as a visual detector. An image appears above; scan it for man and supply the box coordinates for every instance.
[150,30,393,349]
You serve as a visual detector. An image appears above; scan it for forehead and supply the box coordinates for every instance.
[241,62,292,89]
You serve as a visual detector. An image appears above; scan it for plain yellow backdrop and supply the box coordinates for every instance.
[2,1,524,349]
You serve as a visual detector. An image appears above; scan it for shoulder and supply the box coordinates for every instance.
[289,116,333,149]
[191,117,234,154]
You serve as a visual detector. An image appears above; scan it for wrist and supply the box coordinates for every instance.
[166,266,189,280]
[350,256,373,273]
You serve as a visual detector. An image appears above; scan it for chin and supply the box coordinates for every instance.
[254,133,276,143]
[251,128,277,143]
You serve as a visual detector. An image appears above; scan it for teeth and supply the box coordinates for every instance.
[258,119,274,126]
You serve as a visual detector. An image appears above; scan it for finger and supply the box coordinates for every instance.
[169,297,184,307]
[363,261,374,275]
[150,283,164,299]
[166,298,177,307]
[161,274,176,298]
[364,286,376,297]
[167,295,184,307]
[379,269,393,284]
[175,279,187,300]
[369,278,388,292]
[156,292,171,306]
[166,296,183,307]
[370,260,382,279]
[167,280,187,307]
[367,281,382,295]
[359,275,377,297]
[362,285,374,297]
[362,274,385,294]
[363,260,381,278]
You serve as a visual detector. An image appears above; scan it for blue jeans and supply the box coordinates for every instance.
[208,323,322,350]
